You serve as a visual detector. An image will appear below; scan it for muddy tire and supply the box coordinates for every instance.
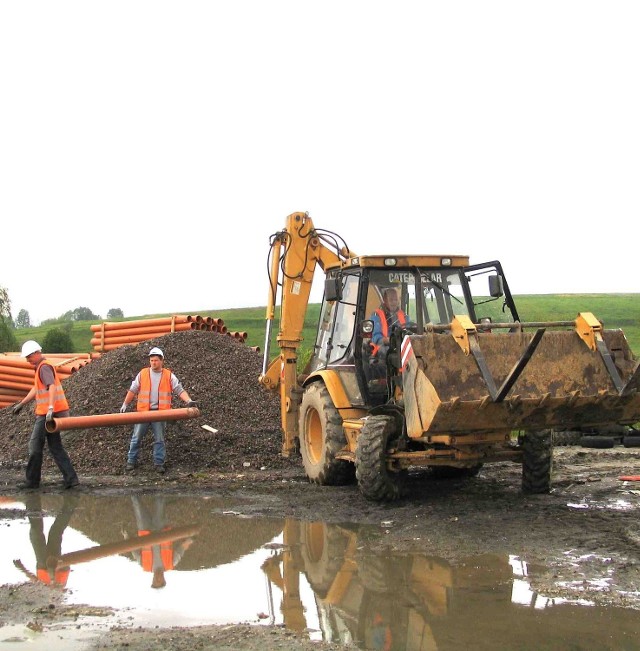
[298,382,354,486]
[623,436,640,448]
[299,522,349,597]
[522,429,553,494]
[580,436,615,449]
[355,415,405,502]
[430,464,483,479]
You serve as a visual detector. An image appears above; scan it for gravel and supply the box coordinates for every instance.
[0,331,295,476]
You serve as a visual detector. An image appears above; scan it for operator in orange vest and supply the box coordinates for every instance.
[370,287,408,360]
[11,340,80,490]
[120,347,196,473]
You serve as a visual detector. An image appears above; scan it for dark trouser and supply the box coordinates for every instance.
[26,493,77,565]
[26,415,78,486]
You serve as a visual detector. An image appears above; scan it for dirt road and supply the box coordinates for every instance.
[1,445,640,650]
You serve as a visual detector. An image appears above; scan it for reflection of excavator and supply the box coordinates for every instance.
[259,212,640,501]
[262,519,454,649]
[262,519,640,650]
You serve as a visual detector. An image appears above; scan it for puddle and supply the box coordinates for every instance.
[1,491,639,650]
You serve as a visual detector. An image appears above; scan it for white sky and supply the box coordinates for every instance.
[1,2,638,325]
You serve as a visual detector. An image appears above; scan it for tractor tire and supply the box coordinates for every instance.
[551,430,582,447]
[355,415,405,502]
[298,382,355,486]
[430,464,483,479]
[623,436,640,448]
[522,429,553,494]
[299,522,349,598]
[580,436,615,449]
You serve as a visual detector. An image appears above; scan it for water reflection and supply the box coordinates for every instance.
[1,493,639,650]
[13,492,79,588]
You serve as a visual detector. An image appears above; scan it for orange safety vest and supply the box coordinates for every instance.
[371,308,407,356]
[37,567,70,586]
[34,360,69,415]
[136,368,173,411]
[138,529,175,571]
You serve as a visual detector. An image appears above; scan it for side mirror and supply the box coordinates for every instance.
[488,275,504,298]
[324,276,342,302]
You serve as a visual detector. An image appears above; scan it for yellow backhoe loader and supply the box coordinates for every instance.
[259,212,640,501]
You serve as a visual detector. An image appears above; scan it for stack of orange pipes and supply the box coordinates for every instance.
[89,314,230,352]
[0,353,96,408]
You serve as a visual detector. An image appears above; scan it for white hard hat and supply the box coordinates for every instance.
[21,340,42,357]
[149,347,164,358]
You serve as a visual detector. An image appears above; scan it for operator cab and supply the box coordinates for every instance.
[306,261,519,408]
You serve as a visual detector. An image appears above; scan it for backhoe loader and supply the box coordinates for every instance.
[259,212,640,501]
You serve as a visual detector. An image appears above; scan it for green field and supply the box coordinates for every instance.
[12,294,640,358]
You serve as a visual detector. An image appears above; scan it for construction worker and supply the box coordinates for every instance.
[11,340,80,490]
[127,494,193,588]
[369,288,408,367]
[13,492,79,588]
[120,346,196,473]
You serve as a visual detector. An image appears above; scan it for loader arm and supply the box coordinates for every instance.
[259,212,355,455]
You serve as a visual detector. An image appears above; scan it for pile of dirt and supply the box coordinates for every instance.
[0,331,296,475]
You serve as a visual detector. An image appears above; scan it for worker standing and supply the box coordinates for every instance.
[121,347,196,473]
[126,494,194,588]
[11,340,80,490]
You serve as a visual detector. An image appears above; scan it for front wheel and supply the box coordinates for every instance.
[522,429,553,494]
[298,382,354,486]
[355,415,405,502]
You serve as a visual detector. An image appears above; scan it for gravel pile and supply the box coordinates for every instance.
[0,331,295,475]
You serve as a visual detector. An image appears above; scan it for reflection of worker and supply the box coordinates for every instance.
[11,340,80,490]
[120,347,196,473]
[127,495,193,588]
[13,492,79,587]
[370,288,407,362]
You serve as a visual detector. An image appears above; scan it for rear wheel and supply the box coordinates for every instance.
[355,415,405,501]
[522,429,553,494]
[299,382,354,485]
[299,522,349,597]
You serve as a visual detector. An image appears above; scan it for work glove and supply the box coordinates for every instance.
[46,407,54,423]
[186,400,198,408]
[120,402,128,414]
[12,402,24,416]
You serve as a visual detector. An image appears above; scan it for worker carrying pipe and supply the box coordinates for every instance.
[118,346,197,474]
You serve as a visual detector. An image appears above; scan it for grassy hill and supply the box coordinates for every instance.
[11,294,640,357]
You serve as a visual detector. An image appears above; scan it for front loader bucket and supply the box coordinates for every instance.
[401,327,640,437]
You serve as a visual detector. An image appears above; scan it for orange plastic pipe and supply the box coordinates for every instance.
[0,357,34,370]
[90,316,191,332]
[45,407,201,433]
[91,323,198,340]
[0,378,33,391]
[92,343,133,352]
[49,524,201,569]
[90,332,178,346]
[0,366,35,378]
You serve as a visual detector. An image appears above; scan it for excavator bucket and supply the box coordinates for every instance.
[401,322,640,437]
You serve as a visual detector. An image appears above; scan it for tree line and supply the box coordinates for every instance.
[0,284,123,353]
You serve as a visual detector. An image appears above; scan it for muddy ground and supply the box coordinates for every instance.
[1,445,640,650]
[1,332,640,648]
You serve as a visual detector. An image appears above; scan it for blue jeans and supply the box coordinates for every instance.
[127,420,166,466]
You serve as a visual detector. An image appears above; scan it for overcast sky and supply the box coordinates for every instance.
[1,2,638,325]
